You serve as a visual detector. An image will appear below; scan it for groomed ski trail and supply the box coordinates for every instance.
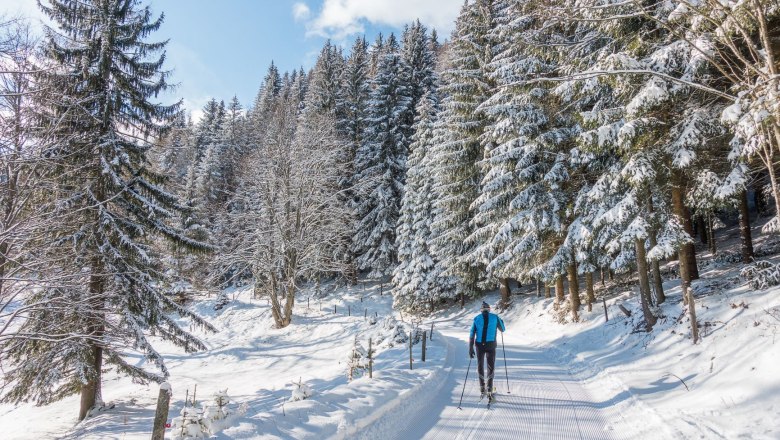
[388,322,621,440]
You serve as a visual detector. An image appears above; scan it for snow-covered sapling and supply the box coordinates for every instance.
[201,389,233,434]
[170,405,208,440]
[290,378,314,401]
[347,336,368,381]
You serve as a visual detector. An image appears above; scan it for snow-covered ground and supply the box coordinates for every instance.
[2,225,780,439]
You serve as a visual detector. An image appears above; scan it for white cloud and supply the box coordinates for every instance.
[292,2,312,22]
[305,0,462,41]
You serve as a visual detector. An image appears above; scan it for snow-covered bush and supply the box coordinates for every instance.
[290,378,314,401]
[201,389,233,434]
[213,291,230,311]
[171,406,208,440]
[755,237,780,258]
[740,261,780,290]
[171,390,246,439]
[714,251,742,265]
[380,317,409,347]
[346,336,369,381]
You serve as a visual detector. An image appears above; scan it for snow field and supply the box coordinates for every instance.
[2,260,779,439]
[499,275,780,439]
[0,281,450,439]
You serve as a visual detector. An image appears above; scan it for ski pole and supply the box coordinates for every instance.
[501,331,510,394]
[457,357,472,410]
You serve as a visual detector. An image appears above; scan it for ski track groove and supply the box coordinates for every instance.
[386,323,620,440]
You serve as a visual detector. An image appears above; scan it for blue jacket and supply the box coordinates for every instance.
[470,312,505,344]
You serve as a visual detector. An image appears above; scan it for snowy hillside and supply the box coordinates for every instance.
[2,253,778,439]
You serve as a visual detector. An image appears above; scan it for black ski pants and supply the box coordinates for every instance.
[475,341,497,391]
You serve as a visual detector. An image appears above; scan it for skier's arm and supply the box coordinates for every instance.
[498,316,506,332]
[468,321,476,358]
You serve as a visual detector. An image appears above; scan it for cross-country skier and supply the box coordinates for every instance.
[469,301,506,402]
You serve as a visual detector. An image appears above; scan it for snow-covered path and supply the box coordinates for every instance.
[389,322,620,440]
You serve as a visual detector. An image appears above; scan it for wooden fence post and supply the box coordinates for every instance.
[368,338,373,379]
[151,382,171,440]
[409,331,413,370]
[422,331,427,362]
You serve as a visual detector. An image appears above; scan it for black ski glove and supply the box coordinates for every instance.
[469,345,475,359]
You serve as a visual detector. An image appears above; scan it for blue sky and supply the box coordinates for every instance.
[3,0,462,120]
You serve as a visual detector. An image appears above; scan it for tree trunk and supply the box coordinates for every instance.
[635,238,657,331]
[80,259,105,421]
[707,214,716,256]
[567,262,580,321]
[586,272,595,312]
[544,284,551,299]
[600,267,605,286]
[536,279,541,297]
[499,277,510,306]
[754,178,767,216]
[671,177,699,288]
[763,140,780,223]
[555,276,565,310]
[283,278,296,327]
[646,197,666,305]
[346,260,358,285]
[697,216,707,244]
[267,275,285,328]
[739,189,755,263]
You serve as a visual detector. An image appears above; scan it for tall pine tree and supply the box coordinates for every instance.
[1,0,213,420]
[353,34,412,278]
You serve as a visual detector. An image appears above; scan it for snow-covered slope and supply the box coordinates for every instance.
[1,253,779,439]
[503,274,780,439]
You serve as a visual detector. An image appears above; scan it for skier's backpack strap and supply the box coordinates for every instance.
[481,312,489,344]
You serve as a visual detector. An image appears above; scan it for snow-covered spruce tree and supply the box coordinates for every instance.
[368,33,385,80]
[551,0,733,325]
[306,40,345,116]
[0,0,214,420]
[248,62,282,149]
[338,36,370,151]
[464,0,580,312]
[193,97,245,227]
[353,34,413,279]
[401,20,438,127]
[393,91,455,314]
[336,36,371,284]
[194,98,225,162]
[221,96,247,196]
[157,112,193,178]
[659,0,780,233]
[428,0,497,305]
